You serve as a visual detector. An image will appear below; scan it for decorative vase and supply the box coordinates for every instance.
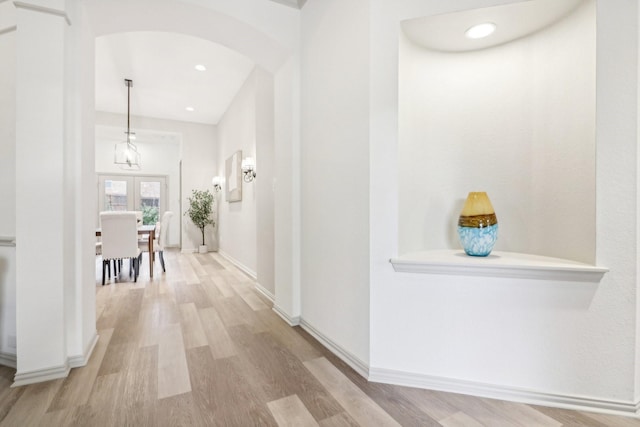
[457,192,498,257]
[198,245,208,254]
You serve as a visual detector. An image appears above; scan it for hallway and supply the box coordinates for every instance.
[0,251,637,426]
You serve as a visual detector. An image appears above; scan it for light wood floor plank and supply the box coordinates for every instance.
[198,306,237,359]
[210,273,235,297]
[0,377,65,426]
[268,394,320,427]
[157,323,192,399]
[179,302,208,349]
[440,411,486,427]
[177,255,201,285]
[318,412,360,427]
[304,357,402,427]
[47,328,114,411]
[186,252,208,277]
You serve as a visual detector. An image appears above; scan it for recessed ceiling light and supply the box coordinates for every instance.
[194,64,206,71]
[465,22,497,39]
[186,107,195,112]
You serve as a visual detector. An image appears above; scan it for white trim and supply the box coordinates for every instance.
[299,319,369,379]
[13,363,70,387]
[272,305,300,326]
[0,351,16,369]
[67,331,98,368]
[0,236,15,247]
[390,250,608,283]
[13,1,71,25]
[218,250,257,279]
[369,367,640,418]
[0,25,16,36]
[255,282,275,302]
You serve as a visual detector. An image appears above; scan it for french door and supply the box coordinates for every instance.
[98,174,167,225]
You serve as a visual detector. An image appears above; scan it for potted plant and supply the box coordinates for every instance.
[185,189,215,253]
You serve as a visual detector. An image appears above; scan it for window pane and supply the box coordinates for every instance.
[139,181,160,225]
[104,180,128,211]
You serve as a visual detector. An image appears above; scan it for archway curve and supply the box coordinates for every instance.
[84,0,291,73]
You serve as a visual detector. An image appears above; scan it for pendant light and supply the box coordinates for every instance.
[114,78,141,170]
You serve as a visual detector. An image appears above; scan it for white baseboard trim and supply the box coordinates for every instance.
[13,363,70,387]
[0,351,16,369]
[369,367,640,418]
[299,319,369,379]
[67,331,98,369]
[218,250,257,279]
[272,305,300,326]
[255,283,275,303]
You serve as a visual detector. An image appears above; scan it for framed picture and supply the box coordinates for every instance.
[225,150,242,202]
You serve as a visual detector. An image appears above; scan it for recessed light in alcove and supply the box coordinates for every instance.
[194,64,206,71]
[402,0,584,52]
[186,106,195,112]
[465,22,496,39]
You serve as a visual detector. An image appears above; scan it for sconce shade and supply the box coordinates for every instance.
[212,176,223,192]
[241,157,256,182]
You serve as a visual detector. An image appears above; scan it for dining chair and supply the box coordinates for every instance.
[100,211,143,286]
[139,211,173,272]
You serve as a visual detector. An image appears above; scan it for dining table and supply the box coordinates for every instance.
[96,224,156,278]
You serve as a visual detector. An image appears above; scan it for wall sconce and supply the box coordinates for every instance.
[211,176,223,193]
[241,157,256,182]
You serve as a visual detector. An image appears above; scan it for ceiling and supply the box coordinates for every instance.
[95,31,256,126]
[94,0,307,127]
[402,0,583,52]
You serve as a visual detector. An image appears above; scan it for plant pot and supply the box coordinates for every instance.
[198,245,208,254]
[457,192,498,257]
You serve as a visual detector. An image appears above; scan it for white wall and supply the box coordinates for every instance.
[217,70,259,276]
[95,112,216,252]
[273,56,300,320]
[300,0,370,369]
[255,68,276,296]
[368,0,640,412]
[0,6,16,239]
[0,5,17,363]
[398,1,596,264]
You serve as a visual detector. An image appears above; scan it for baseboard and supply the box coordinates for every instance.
[0,351,16,369]
[272,305,300,326]
[13,363,70,387]
[255,283,275,303]
[299,319,369,379]
[369,367,640,418]
[218,251,257,279]
[67,331,98,369]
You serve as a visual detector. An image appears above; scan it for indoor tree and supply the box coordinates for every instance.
[185,189,215,247]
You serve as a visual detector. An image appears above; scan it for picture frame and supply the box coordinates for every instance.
[225,150,242,202]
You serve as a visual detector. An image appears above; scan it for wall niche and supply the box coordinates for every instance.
[397,0,596,266]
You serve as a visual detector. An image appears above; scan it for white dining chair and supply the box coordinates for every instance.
[100,211,143,285]
[140,211,173,272]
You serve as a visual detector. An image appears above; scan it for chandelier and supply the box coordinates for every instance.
[114,79,141,170]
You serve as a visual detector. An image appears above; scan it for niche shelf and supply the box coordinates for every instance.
[390,250,608,283]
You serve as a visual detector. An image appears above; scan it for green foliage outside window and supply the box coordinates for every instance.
[142,205,159,225]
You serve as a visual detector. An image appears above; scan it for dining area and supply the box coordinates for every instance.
[96,210,173,285]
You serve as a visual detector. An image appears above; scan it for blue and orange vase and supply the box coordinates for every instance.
[457,192,498,257]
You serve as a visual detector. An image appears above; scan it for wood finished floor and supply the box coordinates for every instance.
[0,250,638,426]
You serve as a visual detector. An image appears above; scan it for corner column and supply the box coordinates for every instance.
[14,0,70,385]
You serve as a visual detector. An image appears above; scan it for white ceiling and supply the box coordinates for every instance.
[402,0,583,52]
[94,0,307,127]
[95,31,256,126]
